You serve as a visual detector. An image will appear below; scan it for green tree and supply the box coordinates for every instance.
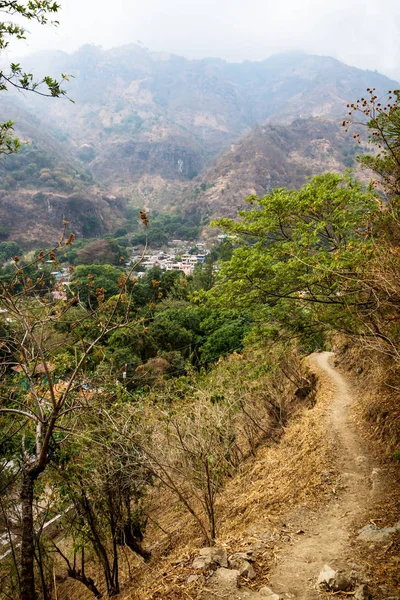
[0,221,148,600]
[71,264,125,307]
[199,318,251,364]
[187,260,214,292]
[342,89,400,360]
[0,240,22,261]
[210,173,380,346]
[51,404,150,597]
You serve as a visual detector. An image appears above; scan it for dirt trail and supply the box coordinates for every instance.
[268,351,379,599]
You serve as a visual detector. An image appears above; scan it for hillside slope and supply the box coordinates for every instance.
[0,99,126,245]
[1,48,397,242]
[55,352,400,600]
[194,118,367,216]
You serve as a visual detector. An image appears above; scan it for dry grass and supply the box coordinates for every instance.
[56,356,336,599]
[334,336,400,456]
[115,356,337,600]
[55,342,400,600]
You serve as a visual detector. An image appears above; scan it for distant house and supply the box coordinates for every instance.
[169,262,191,276]
[51,271,64,280]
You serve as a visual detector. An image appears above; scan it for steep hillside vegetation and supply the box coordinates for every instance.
[1,88,400,600]
[194,118,368,216]
[0,99,127,245]
[1,46,398,243]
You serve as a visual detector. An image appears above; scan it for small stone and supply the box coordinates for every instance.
[354,584,371,600]
[238,560,256,579]
[317,565,350,591]
[199,547,228,567]
[192,556,207,569]
[259,586,280,599]
[317,564,337,588]
[192,547,228,569]
[229,550,256,562]
[333,575,351,591]
[187,575,199,584]
[212,567,240,589]
[229,555,257,579]
[357,524,397,543]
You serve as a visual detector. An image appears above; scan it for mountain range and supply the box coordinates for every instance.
[0,45,397,244]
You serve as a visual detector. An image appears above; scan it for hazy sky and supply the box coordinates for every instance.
[7,0,400,79]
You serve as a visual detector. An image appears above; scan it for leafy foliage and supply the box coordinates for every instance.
[210,173,379,347]
[0,143,93,192]
[0,1,71,154]
[129,210,202,246]
[344,88,400,195]
[2,81,400,600]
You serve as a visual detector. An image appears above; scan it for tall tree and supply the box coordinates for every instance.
[210,166,400,361]
[210,173,378,338]
[344,87,400,195]
[51,404,150,597]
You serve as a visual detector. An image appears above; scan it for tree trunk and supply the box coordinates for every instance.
[35,541,49,600]
[20,470,36,600]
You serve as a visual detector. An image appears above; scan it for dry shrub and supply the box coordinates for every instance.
[56,344,321,600]
[216,356,335,541]
[140,343,318,543]
[334,335,400,455]
[194,345,316,462]
[127,353,336,600]
[332,337,400,597]
[144,394,238,543]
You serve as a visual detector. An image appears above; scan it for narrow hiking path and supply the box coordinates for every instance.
[268,351,380,600]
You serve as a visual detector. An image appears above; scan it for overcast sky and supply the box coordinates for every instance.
[8,0,400,79]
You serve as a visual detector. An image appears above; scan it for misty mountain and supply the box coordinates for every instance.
[0,98,127,246]
[0,45,397,243]
[16,46,397,187]
[193,118,370,217]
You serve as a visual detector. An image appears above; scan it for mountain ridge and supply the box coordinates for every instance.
[0,47,396,243]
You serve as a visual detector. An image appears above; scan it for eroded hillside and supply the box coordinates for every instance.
[0,47,397,243]
[194,118,369,216]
